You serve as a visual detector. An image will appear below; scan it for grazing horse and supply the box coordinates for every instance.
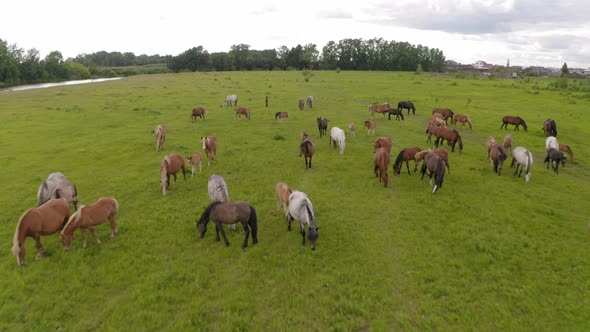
[298,98,305,111]
[559,143,574,161]
[191,107,205,121]
[369,103,390,118]
[235,107,251,120]
[364,120,376,136]
[201,136,217,167]
[543,118,558,137]
[286,191,318,250]
[432,108,454,125]
[317,117,328,137]
[393,146,422,175]
[373,136,393,153]
[486,136,497,163]
[544,148,566,173]
[511,146,533,182]
[300,139,315,169]
[330,127,346,154]
[388,108,405,121]
[197,201,258,248]
[420,152,445,194]
[306,96,313,108]
[398,101,416,115]
[415,148,450,175]
[187,153,203,177]
[425,124,444,144]
[275,182,292,214]
[545,136,559,153]
[275,112,288,120]
[60,197,119,250]
[501,116,528,132]
[37,172,78,211]
[208,174,234,231]
[160,153,186,195]
[452,114,472,129]
[347,123,356,138]
[434,128,463,153]
[223,94,238,107]
[490,145,508,175]
[153,124,167,151]
[374,147,390,188]
[503,134,513,155]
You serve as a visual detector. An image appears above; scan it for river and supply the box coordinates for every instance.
[1,77,122,92]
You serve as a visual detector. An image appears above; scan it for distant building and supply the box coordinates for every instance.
[473,60,493,70]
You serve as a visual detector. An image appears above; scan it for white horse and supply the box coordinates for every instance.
[207,174,234,231]
[511,146,533,183]
[306,96,313,109]
[37,172,78,210]
[330,127,346,154]
[223,94,238,107]
[286,191,318,250]
[545,136,559,152]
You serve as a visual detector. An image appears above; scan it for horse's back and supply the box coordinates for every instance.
[38,173,77,207]
[545,136,559,151]
[164,153,185,172]
[288,191,313,221]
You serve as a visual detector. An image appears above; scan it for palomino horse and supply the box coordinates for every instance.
[275,112,288,120]
[191,107,205,121]
[544,148,566,173]
[503,134,513,155]
[208,174,234,231]
[187,153,203,177]
[486,136,497,163]
[37,172,78,210]
[543,118,557,137]
[434,128,463,153]
[347,123,356,138]
[545,136,559,153]
[501,116,528,132]
[369,103,390,119]
[392,146,422,175]
[559,143,574,161]
[388,108,405,121]
[300,139,316,169]
[12,198,70,265]
[298,98,305,111]
[511,146,533,182]
[317,117,328,137]
[432,108,454,125]
[201,136,217,167]
[197,201,258,248]
[415,148,450,175]
[235,107,251,120]
[374,147,390,188]
[286,190,318,250]
[330,127,346,154]
[306,96,313,109]
[452,114,472,129]
[420,152,445,194]
[490,145,508,175]
[160,153,186,195]
[398,101,416,115]
[223,94,238,107]
[153,124,167,151]
[60,197,119,250]
[275,182,292,214]
[364,120,376,136]
[373,136,392,153]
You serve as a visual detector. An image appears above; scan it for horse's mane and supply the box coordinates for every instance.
[198,201,223,225]
[305,203,315,226]
[394,148,407,167]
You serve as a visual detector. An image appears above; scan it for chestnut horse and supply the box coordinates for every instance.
[300,139,316,169]
[426,124,444,144]
[434,128,463,153]
[415,148,450,175]
[60,197,119,250]
[275,112,288,120]
[197,201,258,248]
[160,153,186,195]
[201,136,217,167]
[275,182,292,214]
[393,146,422,175]
[503,134,513,155]
[37,172,78,211]
[559,143,574,161]
[398,101,415,115]
[153,124,166,151]
[490,145,508,175]
[373,136,393,153]
[543,118,557,137]
[364,120,376,136]
[191,107,205,121]
[317,117,328,137]
[369,103,390,118]
[235,107,251,120]
[187,153,203,177]
[420,152,445,194]
[501,116,528,132]
[374,147,390,188]
[12,198,71,265]
[452,114,472,129]
[432,108,454,125]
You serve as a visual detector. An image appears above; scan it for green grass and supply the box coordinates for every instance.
[1,71,589,330]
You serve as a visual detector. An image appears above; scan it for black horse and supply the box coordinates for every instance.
[544,148,566,174]
[388,108,405,121]
[317,117,328,137]
[398,101,416,115]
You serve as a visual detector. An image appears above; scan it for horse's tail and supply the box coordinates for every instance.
[521,118,528,132]
[12,210,28,261]
[454,130,463,153]
[248,205,258,239]
[37,180,49,207]
[436,160,445,189]
[525,151,532,175]
[112,198,120,216]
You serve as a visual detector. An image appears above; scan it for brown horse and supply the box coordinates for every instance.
[187,153,203,177]
[432,108,454,125]
[501,116,528,132]
[426,124,444,144]
[486,136,497,162]
[275,112,288,120]
[420,152,445,194]
[374,147,390,188]
[348,123,356,138]
[12,198,71,266]
[434,127,463,153]
[201,136,217,167]
[197,201,258,248]
[559,143,574,161]
[373,136,392,153]
[393,146,422,175]
[364,120,376,136]
[452,114,472,129]
[369,103,390,118]
[503,134,513,155]
[275,182,292,214]
[543,118,558,137]
[160,153,186,195]
[153,124,166,151]
[490,145,508,175]
[235,107,251,120]
[298,98,305,111]
[191,107,205,121]
[300,139,315,169]
[60,197,119,250]
[415,148,450,175]
[317,117,328,137]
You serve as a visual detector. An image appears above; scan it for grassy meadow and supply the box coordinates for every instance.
[1,71,589,330]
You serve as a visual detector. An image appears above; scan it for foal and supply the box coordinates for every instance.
[187,153,203,177]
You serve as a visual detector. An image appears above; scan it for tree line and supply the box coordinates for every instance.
[1,37,446,87]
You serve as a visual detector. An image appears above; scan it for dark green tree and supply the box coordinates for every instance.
[561,62,568,76]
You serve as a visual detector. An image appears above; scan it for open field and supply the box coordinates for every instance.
[1,71,589,330]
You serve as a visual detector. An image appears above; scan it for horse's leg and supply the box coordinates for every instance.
[173,173,177,185]
[214,222,221,242]
[217,222,229,246]
[286,213,293,231]
[241,222,250,248]
[110,215,118,238]
[88,226,101,246]
[405,160,411,175]
[300,223,306,246]
[445,160,451,175]
[34,233,44,260]
[80,228,88,248]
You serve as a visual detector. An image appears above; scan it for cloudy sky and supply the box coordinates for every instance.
[2,0,589,68]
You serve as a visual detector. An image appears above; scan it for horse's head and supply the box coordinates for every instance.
[308,226,318,250]
[60,211,80,250]
[197,223,207,237]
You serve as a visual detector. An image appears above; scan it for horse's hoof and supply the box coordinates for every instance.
[225,243,230,247]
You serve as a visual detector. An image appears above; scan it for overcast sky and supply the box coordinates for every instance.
[2,0,589,68]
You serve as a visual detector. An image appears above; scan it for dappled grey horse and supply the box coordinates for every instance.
[207,174,234,230]
[223,94,238,107]
[37,172,78,210]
